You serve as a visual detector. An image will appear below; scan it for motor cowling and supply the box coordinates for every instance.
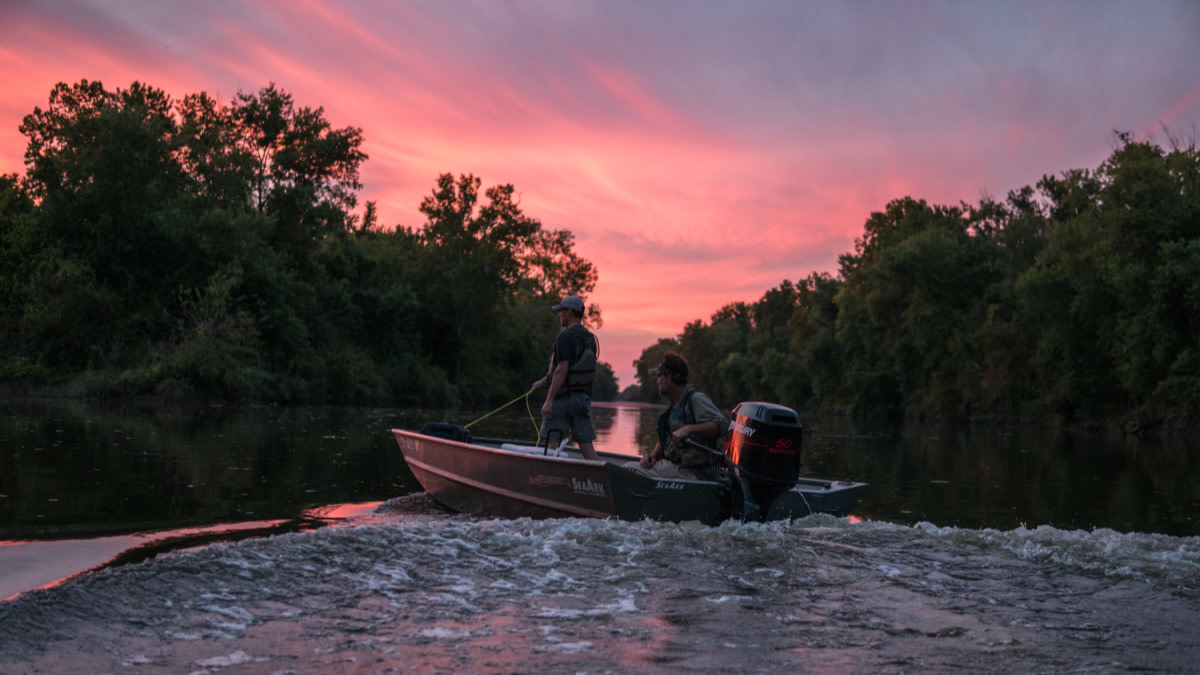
[725,402,803,518]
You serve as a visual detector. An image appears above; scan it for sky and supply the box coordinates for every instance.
[2,0,1199,388]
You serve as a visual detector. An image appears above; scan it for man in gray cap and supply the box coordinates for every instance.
[531,295,600,459]
[630,351,727,480]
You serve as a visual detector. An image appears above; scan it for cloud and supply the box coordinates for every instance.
[2,0,1199,386]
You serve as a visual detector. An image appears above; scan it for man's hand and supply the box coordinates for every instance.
[641,444,663,468]
[541,361,569,417]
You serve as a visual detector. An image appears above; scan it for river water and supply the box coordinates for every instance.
[1,400,1198,673]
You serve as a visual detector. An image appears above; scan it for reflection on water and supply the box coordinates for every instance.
[0,401,422,541]
[2,399,1198,543]
[593,401,655,457]
[457,400,656,457]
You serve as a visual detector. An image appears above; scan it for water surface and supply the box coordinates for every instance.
[5,399,1195,541]
[2,399,1199,672]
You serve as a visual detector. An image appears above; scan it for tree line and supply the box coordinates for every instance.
[634,133,1199,426]
[0,80,617,405]
[4,80,1194,423]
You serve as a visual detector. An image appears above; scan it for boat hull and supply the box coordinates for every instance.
[605,463,728,525]
[393,429,616,519]
[392,428,867,524]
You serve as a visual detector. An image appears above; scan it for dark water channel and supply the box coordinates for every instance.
[1,399,1197,545]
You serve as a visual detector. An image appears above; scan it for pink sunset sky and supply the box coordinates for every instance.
[2,0,1199,387]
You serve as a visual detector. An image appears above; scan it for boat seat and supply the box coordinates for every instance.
[500,442,569,458]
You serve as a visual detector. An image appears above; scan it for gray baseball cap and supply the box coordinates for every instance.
[551,295,584,312]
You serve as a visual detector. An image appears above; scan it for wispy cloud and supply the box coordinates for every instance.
[2,0,1198,384]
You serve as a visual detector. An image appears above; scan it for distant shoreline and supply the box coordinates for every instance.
[2,381,1194,441]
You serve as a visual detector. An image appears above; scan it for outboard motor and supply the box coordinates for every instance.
[725,402,803,520]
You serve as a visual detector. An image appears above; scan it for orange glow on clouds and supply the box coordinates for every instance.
[2,1,1198,387]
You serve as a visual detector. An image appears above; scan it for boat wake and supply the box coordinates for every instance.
[1,509,1198,673]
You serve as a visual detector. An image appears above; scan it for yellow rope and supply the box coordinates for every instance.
[526,392,542,443]
[463,389,534,430]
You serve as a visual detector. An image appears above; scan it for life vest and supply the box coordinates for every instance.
[657,387,724,478]
[564,325,598,394]
[658,387,699,459]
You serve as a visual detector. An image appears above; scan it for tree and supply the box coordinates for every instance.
[592,361,619,402]
[18,81,190,367]
[418,174,538,390]
[634,337,681,403]
[7,80,374,396]
[834,198,995,416]
[1017,135,1200,418]
[789,273,844,407]
[633,135,1200,424]
[232,84,365,217]
[519,228,600,314]
[0,174,35,351]
[2,79,604,406]
[417,173,599,398]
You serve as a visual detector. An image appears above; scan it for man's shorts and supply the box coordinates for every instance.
[540,392,596,443]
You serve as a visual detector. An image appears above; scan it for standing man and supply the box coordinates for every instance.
[531,295,600,460]
[633,352,727,480]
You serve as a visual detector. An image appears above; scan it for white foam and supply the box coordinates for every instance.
[534,640,593,653]
[195,650,253,667]
[535,596,639,619]
[916,521,1200,582]
[414,626,472,640]
[875,564,904,578]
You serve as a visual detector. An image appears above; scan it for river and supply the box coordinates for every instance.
[1,400,1198,673]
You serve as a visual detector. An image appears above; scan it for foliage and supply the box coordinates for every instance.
[632,337,681,404]
[635,134,1200,425]
[0,80,605,406]
[592,361,619,402]
[6,79,1195,424]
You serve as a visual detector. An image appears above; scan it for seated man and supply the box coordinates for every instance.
[627,352,727,481]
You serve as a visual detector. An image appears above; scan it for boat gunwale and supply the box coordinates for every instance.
[393,429,731,487]
[391,428,867,492]
[390,428,634,465]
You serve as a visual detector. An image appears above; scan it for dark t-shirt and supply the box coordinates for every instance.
[552,325,595,369]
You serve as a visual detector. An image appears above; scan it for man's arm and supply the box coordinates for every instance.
[541,360,569,416]
[671,420,720,443]
[641,441,664,468]
[671,392,725,444]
